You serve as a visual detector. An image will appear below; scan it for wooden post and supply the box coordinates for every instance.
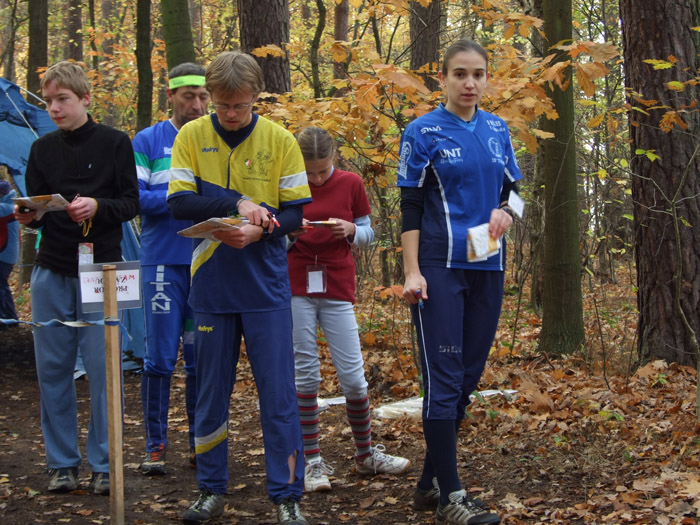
[102,264,124,524]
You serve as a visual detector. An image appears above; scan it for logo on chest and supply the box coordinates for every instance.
[438,147,463,165]
[242,150,273,181]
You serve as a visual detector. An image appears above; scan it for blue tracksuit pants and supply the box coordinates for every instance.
[31,265,110,473]
[141,264,196,452]
[192,309,304,502]
[412,267,504,420]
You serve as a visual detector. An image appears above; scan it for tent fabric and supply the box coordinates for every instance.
[0,77,145,366]
[0,78,57,196]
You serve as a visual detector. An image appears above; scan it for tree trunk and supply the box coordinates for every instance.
[88,0,99,71]
[65,0,83,61]
[160,0,196,70]
[27,0,48,102]
[528,0,544,314]
[333,0,349,80]
[538,0,584,354]
[1,0,20,82]
[238,0,291,94]
[619,0,700,367]
[99,0,117,127]
[309,0,326,98]
[136,0,153,132]
[189,0,202,52]
[409,0,441,91]
[23,0,48,286]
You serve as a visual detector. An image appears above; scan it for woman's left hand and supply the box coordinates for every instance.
[328,218,356,240]
[488,208,513,240]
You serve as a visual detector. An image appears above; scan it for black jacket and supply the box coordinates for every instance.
[26,116,139,277]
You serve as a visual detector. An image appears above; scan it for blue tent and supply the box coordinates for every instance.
[0,77,144,368]
[0,78,57,196]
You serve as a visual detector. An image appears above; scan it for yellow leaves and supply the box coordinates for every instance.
[643,58,674,70]
[659,111,688,132]
[576,62,609,96]
[250,44,286,58]
[530,128,554,139]
[373,64,431,95]
[587,113,604,128]
[331,42,350,63]
[540,59,571,89]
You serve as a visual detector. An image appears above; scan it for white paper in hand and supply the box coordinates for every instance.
[508,191,525,219]
[467,223,500,262]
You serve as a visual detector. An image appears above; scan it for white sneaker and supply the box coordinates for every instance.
[277,499,309,524]
[354,444,410,475]
[436,489,500,524]
[304,457,334,492]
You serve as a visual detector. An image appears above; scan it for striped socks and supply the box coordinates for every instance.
[297,391,320,461]
[346,395,371,459]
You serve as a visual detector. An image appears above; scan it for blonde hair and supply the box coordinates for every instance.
[205,51,264,98]
[296,127,335,161]
[41,61,90,98]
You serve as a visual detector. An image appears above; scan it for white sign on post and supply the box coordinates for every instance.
[79,261,142,313]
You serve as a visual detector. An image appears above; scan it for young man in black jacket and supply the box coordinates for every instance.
[15,61,139,496]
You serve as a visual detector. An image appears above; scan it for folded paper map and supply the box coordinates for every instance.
[177,217,250,241]
[14,194,71,220]
[467,223,500,262]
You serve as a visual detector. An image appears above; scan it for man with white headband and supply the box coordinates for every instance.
[133,63,210,476]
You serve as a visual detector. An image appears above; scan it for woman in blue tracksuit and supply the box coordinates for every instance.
[398,39,521,525]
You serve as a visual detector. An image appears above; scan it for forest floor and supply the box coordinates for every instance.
[2,265,700,524]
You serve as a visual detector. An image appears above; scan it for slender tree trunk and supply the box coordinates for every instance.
[238,0,291,94]
[27,0,47,102]
[309,0,326,98]
[538,0,584,354]
[88,0,99,71]
[409,0,441,91]
[529,0,544,313]
[161,0,196,69]
[189,0,202,52]
[333,0,349,80]
[136,0,153,132]
[619,0,700,368]
[1,0,20,82]
[99,0,118,127]
[23,0,48,286]
[65,0,83,61]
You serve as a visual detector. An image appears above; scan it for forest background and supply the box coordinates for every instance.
[1,0,700,523]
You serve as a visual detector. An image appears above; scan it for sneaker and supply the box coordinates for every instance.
[89,472,110,495]
[140,443,166,475]
[47,467,78,492]
[414,478,486,511]
[304,457,334,492]
[436,489,500,524]
[354,444,410,475]
[182,491,226,523]
[276,499,309,524]
[414,477,440,510]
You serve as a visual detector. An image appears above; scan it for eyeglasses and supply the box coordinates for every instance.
[211,100,255,113]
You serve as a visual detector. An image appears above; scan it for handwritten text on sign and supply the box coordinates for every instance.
[79,261,142,312]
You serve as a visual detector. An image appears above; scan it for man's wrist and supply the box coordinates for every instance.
[236,195,251,214]
[259,225,271,242]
